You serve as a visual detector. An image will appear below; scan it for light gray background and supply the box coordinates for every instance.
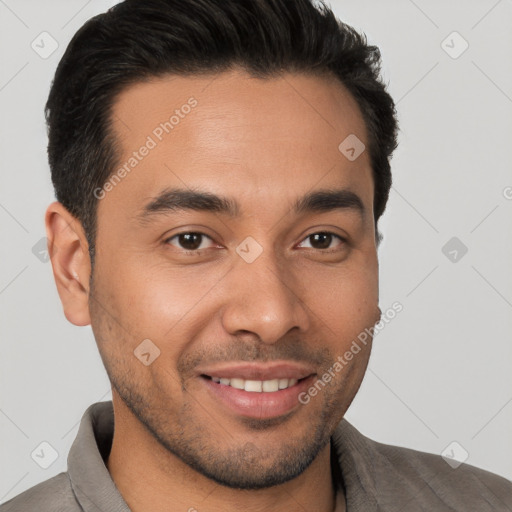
[1,0,511,502]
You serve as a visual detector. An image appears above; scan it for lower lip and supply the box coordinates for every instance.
[200,375,315,420]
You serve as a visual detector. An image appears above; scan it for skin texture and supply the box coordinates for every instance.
[46,68,381,512]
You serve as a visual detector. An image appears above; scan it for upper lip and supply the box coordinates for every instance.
[196,361,316,381]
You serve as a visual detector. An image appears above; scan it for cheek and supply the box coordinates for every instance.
[105,255,225,338]
[89,266,190,405]
[299,254,379,337]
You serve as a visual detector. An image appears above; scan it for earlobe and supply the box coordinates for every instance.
[45,201,92,326]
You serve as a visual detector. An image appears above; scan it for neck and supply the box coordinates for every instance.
[106,393,343,512]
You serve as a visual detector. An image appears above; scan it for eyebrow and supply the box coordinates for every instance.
[136,187,365,223]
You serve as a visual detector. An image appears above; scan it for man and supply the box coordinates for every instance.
[2,0,511,510]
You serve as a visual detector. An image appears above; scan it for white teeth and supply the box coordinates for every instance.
[244,380,262,392]
[262,379,279,392]
[209,376,300,392]
[230,378,245,390]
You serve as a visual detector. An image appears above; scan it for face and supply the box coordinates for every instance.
[88,69,380,489]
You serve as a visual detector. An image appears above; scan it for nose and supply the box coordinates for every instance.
[220,251,311,344]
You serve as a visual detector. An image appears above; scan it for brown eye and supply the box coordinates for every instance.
[310,233,332,249]
[166,232,213,251]
[179,233,202,250]
[298,232,345,251]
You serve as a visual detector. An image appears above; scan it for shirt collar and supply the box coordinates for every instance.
[68,401,131,512]
[68,401,378,512]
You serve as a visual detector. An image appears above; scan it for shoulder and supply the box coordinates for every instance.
[370,436,512,510]
[333,420,512,511]
[0,472,80,512]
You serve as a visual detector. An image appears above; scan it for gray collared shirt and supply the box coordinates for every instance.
[1,401,511,511]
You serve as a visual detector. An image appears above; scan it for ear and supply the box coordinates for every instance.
[45,202,92,326]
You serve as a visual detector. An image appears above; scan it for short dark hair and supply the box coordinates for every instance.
[45,0,398,265]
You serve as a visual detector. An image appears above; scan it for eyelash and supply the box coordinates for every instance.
[164,231,346,255]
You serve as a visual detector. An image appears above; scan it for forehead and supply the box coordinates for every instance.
[103,68,373,220]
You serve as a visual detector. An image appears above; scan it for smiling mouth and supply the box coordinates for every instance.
[200,374,310,392]
[199,373,316,420]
